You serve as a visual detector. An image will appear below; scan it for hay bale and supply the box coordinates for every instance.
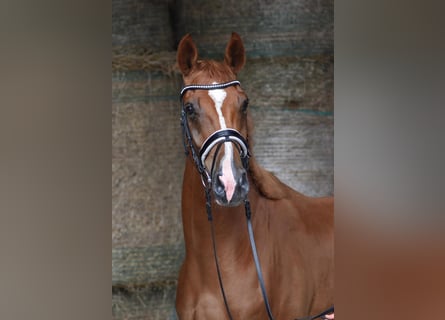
[112,281,178,320]
[112,68,184,319]
[174,0,333,58]
[251,108,333,197]
[113,0,175,52]
[240,56,333,113]
[112,245,184,287]
[112,2,183,319]
[112,69,184,249]
[112,50,177,74]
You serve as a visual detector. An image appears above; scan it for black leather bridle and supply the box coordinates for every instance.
[180,80,250,188]
[179,80,333,320]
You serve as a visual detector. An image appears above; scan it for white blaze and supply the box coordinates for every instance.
[208,87,227,129]
[208,84,236,202]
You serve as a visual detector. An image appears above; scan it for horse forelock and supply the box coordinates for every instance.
[185,60,236,84]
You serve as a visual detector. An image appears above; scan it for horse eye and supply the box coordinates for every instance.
[184,103,196,116]
[241,99,249,113]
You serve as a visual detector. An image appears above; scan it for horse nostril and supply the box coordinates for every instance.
[239,172,249,192]
[214,175,225,196]
[238,172,246,184]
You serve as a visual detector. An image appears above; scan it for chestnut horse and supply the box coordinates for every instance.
[175,33,334,320]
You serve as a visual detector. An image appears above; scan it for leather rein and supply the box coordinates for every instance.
[179,80,333,320]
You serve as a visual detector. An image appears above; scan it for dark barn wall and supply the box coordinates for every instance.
[112,0,333,319]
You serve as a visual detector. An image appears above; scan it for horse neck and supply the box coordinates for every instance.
[181,156,250,255]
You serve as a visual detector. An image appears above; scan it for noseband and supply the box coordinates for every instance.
[179,80,333,320]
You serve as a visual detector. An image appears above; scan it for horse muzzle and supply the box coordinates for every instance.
[212,166,249,207]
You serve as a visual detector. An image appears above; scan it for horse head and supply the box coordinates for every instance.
[177,33,250,207]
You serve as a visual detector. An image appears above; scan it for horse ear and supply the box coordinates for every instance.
[224,32,246,74]
[177,34,198,76]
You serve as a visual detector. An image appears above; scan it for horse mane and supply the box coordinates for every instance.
[185,60,236,84]
[246,112,288,200]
